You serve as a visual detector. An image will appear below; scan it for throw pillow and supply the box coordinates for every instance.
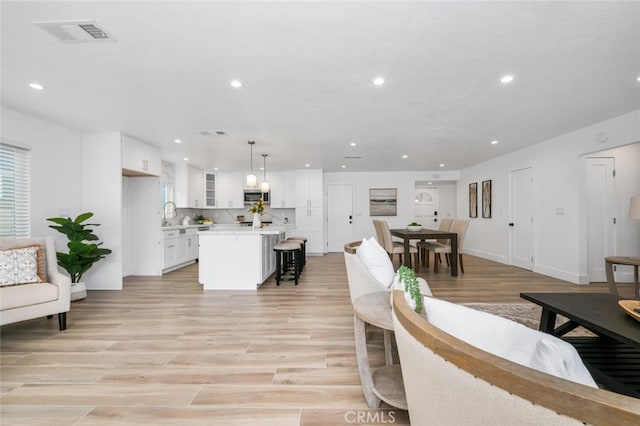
[529,336,597,388]
[16,244,47,282]
[356,237,395,287]
[0,247,42,286]
[422,296,597,387]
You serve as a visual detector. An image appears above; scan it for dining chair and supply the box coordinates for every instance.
[422,219,470,273]
[372,219,419,269]
[416,218,453,268]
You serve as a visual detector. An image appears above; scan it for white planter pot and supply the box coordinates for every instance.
[70,281,87,301]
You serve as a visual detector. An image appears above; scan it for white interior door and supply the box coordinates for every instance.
[510,167,534,270]
[585,157,615,282]
[327,184,353,252]
[414,187,440,229]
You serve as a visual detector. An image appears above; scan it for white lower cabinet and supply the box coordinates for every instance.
[162,227,199,273]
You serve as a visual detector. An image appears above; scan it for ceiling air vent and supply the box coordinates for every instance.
[34,20,114,43]
[344,155,364,159]
[198,130,226,136]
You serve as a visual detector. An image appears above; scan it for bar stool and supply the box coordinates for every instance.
[286,236,307,270]
[274,242,302,285]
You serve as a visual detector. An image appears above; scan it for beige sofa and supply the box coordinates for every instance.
[392,290,640,425]
[0,237,70,330]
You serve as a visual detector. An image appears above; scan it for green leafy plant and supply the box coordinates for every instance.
[397,265,423,313]
[47,212,112,283]
[408,221,422,226]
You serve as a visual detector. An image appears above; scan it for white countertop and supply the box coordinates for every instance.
[199,225,294,235]
[162,224,213,230]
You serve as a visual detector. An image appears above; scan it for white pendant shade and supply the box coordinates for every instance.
[246,141,257,188]
[246,173,257,189]
[260,153,269,193]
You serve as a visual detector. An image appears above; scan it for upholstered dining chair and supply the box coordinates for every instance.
[421,219,470,273]
[416,218,453,268]
[372,219,419,269]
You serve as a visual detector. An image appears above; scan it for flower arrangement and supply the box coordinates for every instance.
[248,197,266,215]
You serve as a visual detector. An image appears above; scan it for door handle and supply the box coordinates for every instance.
[434,218,438,222]
[508,223,514,227]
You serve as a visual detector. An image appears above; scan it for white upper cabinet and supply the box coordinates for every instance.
[295,169,323,207]
[187,165,204,208]
[175,163,204,208]
[206,171,244,208]
[122,135,161,176]
[269,171,296,208]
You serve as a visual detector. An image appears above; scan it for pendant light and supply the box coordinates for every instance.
[246,141,257,189]
[261,154,270,193]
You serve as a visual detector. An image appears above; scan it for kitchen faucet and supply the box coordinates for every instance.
[163,201,177,226]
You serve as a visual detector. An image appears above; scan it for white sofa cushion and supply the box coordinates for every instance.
[422,296,597,388]
[0,282,59,311]
[356,237,395,288]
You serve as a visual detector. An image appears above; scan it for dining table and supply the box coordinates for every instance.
[390,228,458,276]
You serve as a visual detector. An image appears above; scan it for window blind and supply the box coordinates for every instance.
[0,143,30,238]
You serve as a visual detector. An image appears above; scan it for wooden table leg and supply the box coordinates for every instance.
[383,329,393,365]
[605,259,618,296]
[450,234,458,277]
[353,315,381,408]
[403,239,411,268]
[539,308,557,334]
[634,265,639,298]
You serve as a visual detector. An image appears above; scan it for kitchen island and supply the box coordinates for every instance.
[198,226,292,290]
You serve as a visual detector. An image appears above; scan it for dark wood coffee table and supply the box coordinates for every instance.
[520,292,640,398]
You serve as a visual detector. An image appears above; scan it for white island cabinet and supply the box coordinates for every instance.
[198,228,285,290]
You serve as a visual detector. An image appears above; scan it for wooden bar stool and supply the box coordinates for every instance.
[286,236,307,270]
[274,242,302,285]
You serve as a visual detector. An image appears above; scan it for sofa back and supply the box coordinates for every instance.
[343,241,389,303]
[0,237,59,276]
[392,290,640,425]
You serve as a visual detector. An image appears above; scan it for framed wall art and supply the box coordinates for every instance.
[370,188,397,216]
[469,182,478,218]
[482,179,492,218]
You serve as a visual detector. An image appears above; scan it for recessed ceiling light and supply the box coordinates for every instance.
[341,165,347,169]
[350,142,357,146]
[214,167,219,171]
[427,182,432,185]
[637,75,640,82]
[500,75,514,84]
[29,82,44,90]
[373,77,385,86]
[305,164,310,167]
[174,139,181,144]
[230,80,242,88]
[491,140,499,145]
[183,157,189,161]
[439,163,445,167]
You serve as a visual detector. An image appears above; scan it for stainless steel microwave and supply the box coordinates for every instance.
[244,190,269,205]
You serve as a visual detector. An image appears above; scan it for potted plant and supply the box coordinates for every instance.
[407,221,422,231]
[47,212,112,301]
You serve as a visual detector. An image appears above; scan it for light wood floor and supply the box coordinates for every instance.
[1,254,632,425]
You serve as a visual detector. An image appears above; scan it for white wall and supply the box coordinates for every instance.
[81,132,123,290]
[1,106,82,244]
[324,171,460,242]
[459,109,640,284]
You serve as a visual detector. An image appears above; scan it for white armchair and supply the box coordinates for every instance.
[1,237,71,330]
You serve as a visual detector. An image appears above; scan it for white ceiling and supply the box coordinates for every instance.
[2,1,639,172]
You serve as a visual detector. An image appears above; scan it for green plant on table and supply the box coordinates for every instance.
[408,221,422,226]
[397,265,423,313]
[47,212,112,283]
